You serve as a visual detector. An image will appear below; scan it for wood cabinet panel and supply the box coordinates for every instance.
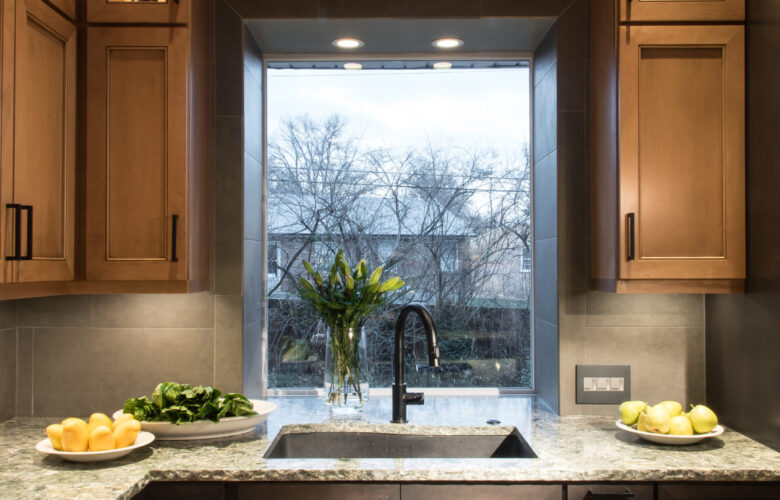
[658,482,780,499]
[568,483,653,500]
[402,483,562,500]
[619,25,745,281]
[86,0,189,25]
[45,0,75,21]
[237,483,400,500]
[86,26,187,281]
[11,0,75,282]
[619,0,745,22]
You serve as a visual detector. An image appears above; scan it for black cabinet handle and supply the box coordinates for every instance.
[584,488,636,500]
[6,204,32,261]
[626,212,635,261]
[171,214,179,262]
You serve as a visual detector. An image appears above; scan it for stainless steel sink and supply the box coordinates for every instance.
[263,426,536,459]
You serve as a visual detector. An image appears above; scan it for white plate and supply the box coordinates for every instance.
[616,420,725,445]
[36,431,155,462]
[113,399,276,441]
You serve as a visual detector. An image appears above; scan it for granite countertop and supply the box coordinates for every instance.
[1,396,778,499]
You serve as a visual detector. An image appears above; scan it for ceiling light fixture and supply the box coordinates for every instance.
[432,38,464,49]
[433,61,453,69]
[343,62,363,70]
[332,38,364,49]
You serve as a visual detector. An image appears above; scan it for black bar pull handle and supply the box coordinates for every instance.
[20,205,32,260]
[584,488,636,499]
[6,204,21,261]
[171,214,179,262]
[626,212,636,261]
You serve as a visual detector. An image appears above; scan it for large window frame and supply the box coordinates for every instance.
[261,52,536,396]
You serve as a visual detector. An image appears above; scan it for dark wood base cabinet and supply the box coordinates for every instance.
[134,481,779,500]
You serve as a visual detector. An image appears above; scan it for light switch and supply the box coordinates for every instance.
[576,365,631,404]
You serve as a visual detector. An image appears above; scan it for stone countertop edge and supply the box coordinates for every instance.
[1,396,778,500]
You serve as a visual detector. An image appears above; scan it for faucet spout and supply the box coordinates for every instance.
[392,303,440,423]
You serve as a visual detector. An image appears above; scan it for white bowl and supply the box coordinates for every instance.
[616,420,725,445]
[36,431,155,462]
[113,399,276,440]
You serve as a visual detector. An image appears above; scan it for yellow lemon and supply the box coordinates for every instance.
[112,413,135,431]
[89,425,116,451]
[113,419,141,448]
[88,413,113,434]
[61,419,89,452]
[46,424,64,451]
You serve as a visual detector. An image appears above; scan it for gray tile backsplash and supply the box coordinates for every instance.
[0,329,16,421]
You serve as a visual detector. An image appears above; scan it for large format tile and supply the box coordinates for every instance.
[585,326,705,411]
[243,321,264,398]
[533,149,557,242]
[0,300,15,328]
[0,328,16,420]
[243,153,262,242]
[16,295,92,328]
[555,0,588,112]
[215,295,243,393]
[533,24,556,89]
[319,0,481,17]
[533,65,557,162]
[16,328,33,417]
[533,237,558,326]
[33,327,215,416]
[586,292,704,328]
[534,319,559,413]
[557,291,588,416]
[243,239,262,326]
[214,0,244,117]
[92,292,214,328]
[243,69,262,164]
[243,27,264,85]
[214,116,245,295]
[557,111,587,292]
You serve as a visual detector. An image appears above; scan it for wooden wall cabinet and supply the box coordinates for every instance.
[86,0,189,25]
[1,0,76,288]
[85,13,209,291]
[590,2,745,294]
[619,0,745,22]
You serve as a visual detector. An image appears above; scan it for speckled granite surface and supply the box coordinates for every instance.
[1,396,778,499]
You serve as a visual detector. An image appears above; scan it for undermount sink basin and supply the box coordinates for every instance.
[263,425,536,459]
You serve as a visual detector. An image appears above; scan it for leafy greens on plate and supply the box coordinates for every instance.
[123,382,257,425]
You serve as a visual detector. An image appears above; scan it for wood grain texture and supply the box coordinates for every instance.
[86,26,188,281]
[0,0,14,283]
[620,0,745,22]
[13,0,76,282]
[589,278,745,294]
[86,0,189,25]
[44,0,76,21]
[401,484,562,500]
[619,25,745,281]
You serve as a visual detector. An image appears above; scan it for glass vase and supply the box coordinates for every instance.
[324,325,369,418]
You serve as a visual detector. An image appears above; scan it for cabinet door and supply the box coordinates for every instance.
[658,482,780,499]
[11,0,76,283]
[237,483,400,500]
[619,25,745,281]
[401,484,562,500]
[86,27,188,281]
[87,0,189,25]
[568,483,653,500]
[619,0,744,22]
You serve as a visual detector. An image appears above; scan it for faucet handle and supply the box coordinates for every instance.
[404,392,424,405]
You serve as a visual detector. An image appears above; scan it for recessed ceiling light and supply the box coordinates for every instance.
[332,38,364,49]
[433,61,453,69]
[432,38,464,49]
[343,62,363,70]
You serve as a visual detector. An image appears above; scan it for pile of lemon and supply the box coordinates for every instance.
[46,413,141,452]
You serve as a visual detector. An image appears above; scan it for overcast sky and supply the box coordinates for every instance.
[267,67,530,158]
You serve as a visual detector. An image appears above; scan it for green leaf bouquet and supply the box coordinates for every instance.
[298,249,404,406]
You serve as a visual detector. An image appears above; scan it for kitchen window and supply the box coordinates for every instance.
[265,59,532,392]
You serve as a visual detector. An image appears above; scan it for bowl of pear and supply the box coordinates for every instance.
[616,401,724,445]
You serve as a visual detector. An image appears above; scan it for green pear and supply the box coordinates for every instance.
[657,400,683,418]
[669,415,694,435]
[636,411,648,432]
[644,405,672,434]
[618,400,647,426]
[688,404,718,434]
